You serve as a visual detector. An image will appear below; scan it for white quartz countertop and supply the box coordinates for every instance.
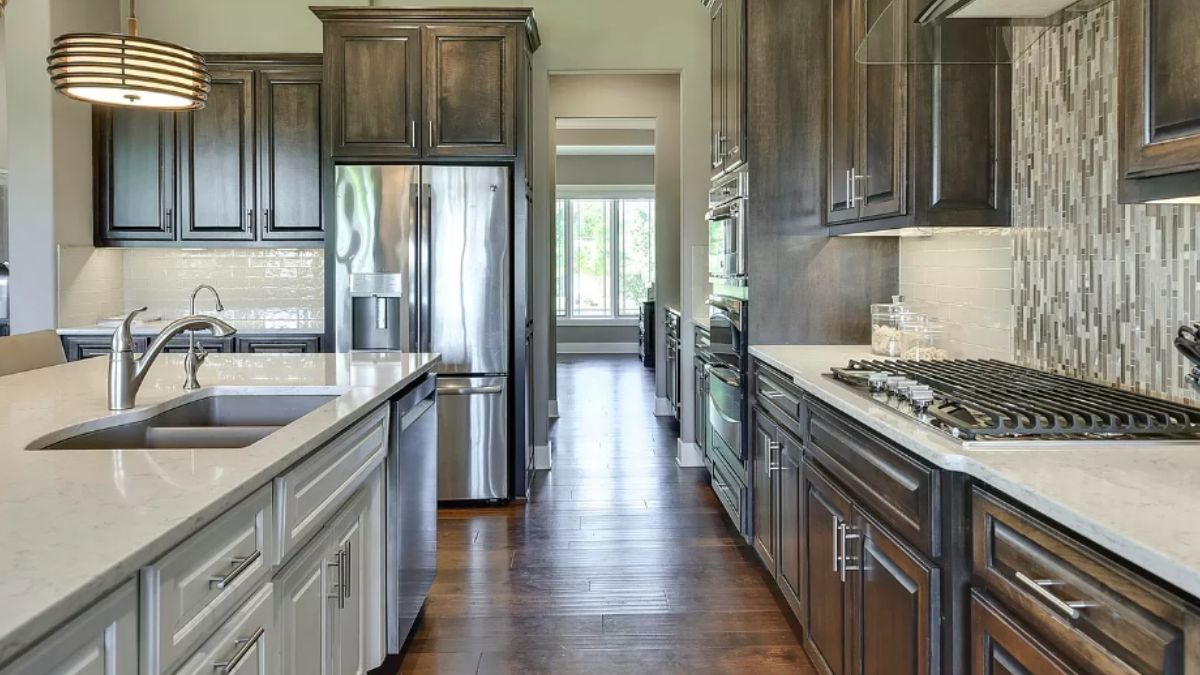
[0,351,439,664]
[58,319,325,336]
[750,344,1200,601]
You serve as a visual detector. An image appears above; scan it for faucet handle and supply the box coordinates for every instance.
[112,307,148,353]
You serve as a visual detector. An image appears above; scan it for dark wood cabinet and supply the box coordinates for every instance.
[93,108,177,242]
[804,461,854,675]
[160,336,233,354]
[777,431,803,617]
[257,66,325,241]
[178,67,256,242]
[969,591,1078,675]
[234,335,322,353]
[1118,0,1200,203]
[708,0,746,178]
[423,25,517,157]
[752,409,780,572]
[825,0,1010,233]
[60,335,148,361]
[324,22,422,159]
[93,55,325,248]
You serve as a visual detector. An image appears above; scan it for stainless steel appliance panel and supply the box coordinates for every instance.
[707,363,745,462]
[386,376,438,653]
[422,166,510,375]
[436,376,508,500]
[334,165,420,353]
[706,170,748,285]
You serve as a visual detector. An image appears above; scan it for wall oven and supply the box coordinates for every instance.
[706,293,752,538]
[707,170,748,285]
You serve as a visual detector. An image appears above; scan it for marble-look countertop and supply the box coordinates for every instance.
[57,319,325,336]
[0,352,439,664]
[751,344,1200,600]
[693,314,711,330]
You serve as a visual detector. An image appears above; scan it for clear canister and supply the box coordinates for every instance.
[870,295,912,357]
[900,317,948,361]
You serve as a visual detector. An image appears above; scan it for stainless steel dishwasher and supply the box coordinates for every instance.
[386,374,438,653]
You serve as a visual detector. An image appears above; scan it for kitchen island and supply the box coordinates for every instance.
[0,351,439,672]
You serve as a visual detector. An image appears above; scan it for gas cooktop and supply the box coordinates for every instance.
[827,359,1200,447]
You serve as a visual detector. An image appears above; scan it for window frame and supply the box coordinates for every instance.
[555,190,655,324]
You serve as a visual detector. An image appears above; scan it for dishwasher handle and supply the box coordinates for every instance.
[437,383,504,396]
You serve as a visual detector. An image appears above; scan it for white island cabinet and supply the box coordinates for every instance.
[0,581,138,675]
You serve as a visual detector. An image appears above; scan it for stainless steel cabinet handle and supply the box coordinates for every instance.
[263,208,271,231]
[1014,571,1095,620]
[428,120,435,147]
[840,524,861,582]
[245,208,254,230]
[327,552,343,609]
[164,208,174,232]
[212,626,264,675]
[411,120,417,148]
[342,541,352,600]
[767,463,783,473]
[832,516,841,573]
[436,384,504,396]
[208,550,260,590]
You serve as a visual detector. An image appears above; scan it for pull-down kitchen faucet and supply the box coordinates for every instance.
[108,307,236,410]
[184,285,226,391]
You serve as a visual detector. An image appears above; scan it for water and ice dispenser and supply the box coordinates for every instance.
[350,274,407,351]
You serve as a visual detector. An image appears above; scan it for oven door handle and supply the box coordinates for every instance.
[705,201,740,221]
[705,363,742,389]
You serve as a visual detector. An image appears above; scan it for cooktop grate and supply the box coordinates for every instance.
[831,359,1200,440]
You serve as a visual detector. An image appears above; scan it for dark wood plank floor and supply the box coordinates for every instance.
[388,355,815,674]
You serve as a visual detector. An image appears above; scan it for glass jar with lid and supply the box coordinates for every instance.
[870,295,913,356]
[900,316,949,361]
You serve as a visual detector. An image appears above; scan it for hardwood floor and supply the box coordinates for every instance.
[388,355,815,674]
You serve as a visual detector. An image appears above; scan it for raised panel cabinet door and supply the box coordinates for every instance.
[827,0,860,224]
[777,433,804,616]
[970,591,1079,675]
[235,336,322,353]
[850,508,938,675]
[178,67,256,241]
[0,580,137,675]
[94,107,177,242]
[423,25,517,157]
[804,461,854,675]
[325,22,422,159]
[1119,0,1200,201]
[856,0,907,221]
[722,0,746,171]
[752,409,779,571]
[258,66,325,241]
[275,524,337,675]
[709,0,726,175]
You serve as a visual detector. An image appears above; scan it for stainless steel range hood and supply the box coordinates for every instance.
[916,0,1080,24]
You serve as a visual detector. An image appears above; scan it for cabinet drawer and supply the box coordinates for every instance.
[754,362,804,437]
[807,401,938,557]
[710,448,745,534]
[970,590,1078,675]
[173,583,275,675]
[275,405,389,563]
[142,484,273,674]
[972,487,1200,675]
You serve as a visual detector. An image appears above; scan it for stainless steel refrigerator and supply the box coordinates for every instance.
[333,165,510,501]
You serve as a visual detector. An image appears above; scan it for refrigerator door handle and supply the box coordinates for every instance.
[420,182,433,353]
[436,384,504,396]
[409,182,421,352]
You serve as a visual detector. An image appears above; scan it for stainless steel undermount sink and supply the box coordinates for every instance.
[30,392,339,450]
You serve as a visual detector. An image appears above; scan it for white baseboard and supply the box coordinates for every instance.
[675,439,705,468]
[533,441,553,470]
[556,342,638,354]
[548,399,559,419]
[654,397,674,417]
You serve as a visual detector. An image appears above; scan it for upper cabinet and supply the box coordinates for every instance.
[93,54,325,247]
[1118,0,1200,203]
[708,0,747,178]
[316,8,539,162]
[824,0,1011,233]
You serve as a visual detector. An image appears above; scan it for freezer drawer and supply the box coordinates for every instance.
[436,376,508,501]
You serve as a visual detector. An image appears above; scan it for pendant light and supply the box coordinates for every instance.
[46,0,211,111]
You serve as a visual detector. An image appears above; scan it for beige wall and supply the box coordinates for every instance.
[556,155,655,186]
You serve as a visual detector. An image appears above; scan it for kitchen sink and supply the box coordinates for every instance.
[30,393,338,450]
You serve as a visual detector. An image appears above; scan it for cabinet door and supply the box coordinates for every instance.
[1118,0,1200,202]
[752,410,779,571]
[61,336,148,361]
[970,591,1079,675]
[709,0,726,176]
[777,433,803,616]
[235,335,322,354]
[178,67,256,241]
[804,462,854,675]
[827,0,860,224]
[856,0,906,220]
[325,22,422,159]
[423,25,517,157]
[330,473,385,675]
[94,107,177,242]
[276,526,337,675]
[850,508,938,675]
[722,0,746,171]
[258,66,325,242]
[0,581,137,675]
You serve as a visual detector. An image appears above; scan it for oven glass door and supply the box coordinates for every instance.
[707,200,744,280]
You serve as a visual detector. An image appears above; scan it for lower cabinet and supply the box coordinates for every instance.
[60,336,148,361]
[969,591,1077,675]
[60,333,324,362]
[234,336,322,354]
[752,409,780,571]
[752,406,805,619]
[803,458,938,675]
[173,583,275,675]
[0,581,138,675]
[277,468,385,675]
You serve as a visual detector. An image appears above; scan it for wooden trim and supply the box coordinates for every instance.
[203,53,322,67]
[310,6,541,51]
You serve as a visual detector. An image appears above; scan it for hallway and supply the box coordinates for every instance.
[391,355,813,674]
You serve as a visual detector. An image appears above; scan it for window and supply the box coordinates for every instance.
[556,197,655,320]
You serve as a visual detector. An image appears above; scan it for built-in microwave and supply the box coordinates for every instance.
[707,170,748,285]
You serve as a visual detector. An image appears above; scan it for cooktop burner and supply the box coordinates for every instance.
[827,359,1200,445]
